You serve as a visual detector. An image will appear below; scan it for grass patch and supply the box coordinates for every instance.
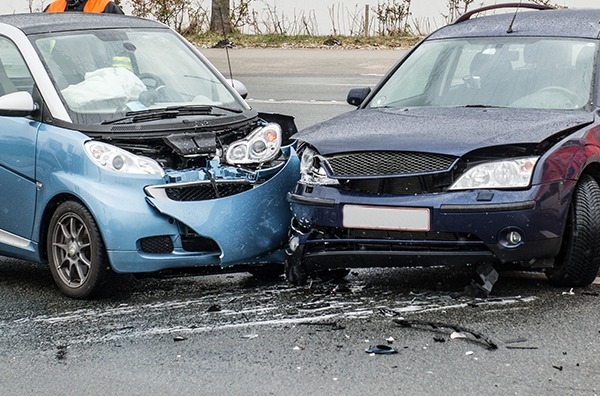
[186,32,421,49]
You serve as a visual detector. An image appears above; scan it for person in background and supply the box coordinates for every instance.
[44,0,124,14]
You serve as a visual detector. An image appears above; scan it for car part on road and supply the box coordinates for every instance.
[463,263,500,297]
[394,318,498,350]
[365,344,398,354]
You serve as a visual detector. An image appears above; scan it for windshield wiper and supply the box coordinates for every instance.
[165,104,243,115]
[462,104,506,108]
[102,109,179,124]
[101,105,243,125]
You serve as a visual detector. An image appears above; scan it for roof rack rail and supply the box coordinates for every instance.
[454,3,553,24]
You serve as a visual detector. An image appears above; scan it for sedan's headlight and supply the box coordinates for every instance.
[84,141,165,176]
[300,147,339,186]
[226,123,281,165]
[449,156,538,190]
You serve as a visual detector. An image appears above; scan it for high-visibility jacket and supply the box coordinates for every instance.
[45,0,112,13]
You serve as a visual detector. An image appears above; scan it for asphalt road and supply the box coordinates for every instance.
[202,47,405,129]
[1,48,600,396]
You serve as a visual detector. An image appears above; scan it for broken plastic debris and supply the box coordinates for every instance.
[433,336,446,343]
[386,337,395,344]
[506,345,538,350]
[394,318,498,349]
[466,351,474,356]
[365,345,398,354]
[379,308,402,317]
[207,304,221,312]
[241,334,259,340]
[504,337,537,349]
[562,288,575,295]
[173,336,187,342]
[450,332,466,339]
[464,263,499,297]
[504,337,528,344]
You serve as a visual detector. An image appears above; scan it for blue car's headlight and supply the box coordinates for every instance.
[226,123,282,165]
[84,141,165,176]
[449,156,539,190]
[300,147,339,186]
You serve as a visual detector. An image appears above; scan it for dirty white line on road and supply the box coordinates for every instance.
[77,314,343,344]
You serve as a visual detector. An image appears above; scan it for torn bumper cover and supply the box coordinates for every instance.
[107,146,299,273]
[288,178,567,269]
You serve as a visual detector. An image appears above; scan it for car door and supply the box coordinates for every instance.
[0,35,38,243]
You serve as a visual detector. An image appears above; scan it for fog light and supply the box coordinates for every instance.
[506,231,522,245]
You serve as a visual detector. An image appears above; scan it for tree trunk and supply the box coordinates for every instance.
[210,0,233,34]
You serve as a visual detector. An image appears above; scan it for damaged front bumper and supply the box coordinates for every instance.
[288,179,568,270]
[106,146,299,273]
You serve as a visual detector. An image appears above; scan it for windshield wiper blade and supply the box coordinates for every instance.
[462,104,506,108]
[102,109,179,125]
[165,104,244,114]
[101,105,242,125]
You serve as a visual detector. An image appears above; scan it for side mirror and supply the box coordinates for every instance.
[0,91,37,117]
[347,87,371,107]
[228,79,248,99]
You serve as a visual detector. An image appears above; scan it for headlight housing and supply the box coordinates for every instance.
[84,141,165,176]
[299,147,339,186]
[449,156,539,190]
[226,123,282,165]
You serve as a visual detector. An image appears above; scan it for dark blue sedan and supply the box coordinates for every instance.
[287,4,600,287]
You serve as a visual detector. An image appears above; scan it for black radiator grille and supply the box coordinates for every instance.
[140,236,174,254]
[166,182,253,201]
[325,151,456,177]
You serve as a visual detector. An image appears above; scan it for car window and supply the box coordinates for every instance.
[0,36,34,95]
[32,29,246,124]
[369,38,597,111]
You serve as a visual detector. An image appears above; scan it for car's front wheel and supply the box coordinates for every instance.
[47,201,112,299]
[547,174,600,287]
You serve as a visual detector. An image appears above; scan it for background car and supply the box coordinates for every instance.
[0,13,299,298]
[287,4,600,287]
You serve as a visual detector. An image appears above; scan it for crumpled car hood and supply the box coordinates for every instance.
[294,107,595,156]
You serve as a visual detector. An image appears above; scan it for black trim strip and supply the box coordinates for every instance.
[440,201,536,213]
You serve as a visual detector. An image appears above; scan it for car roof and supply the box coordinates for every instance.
[430,8,600,40]
[0,13,164,35]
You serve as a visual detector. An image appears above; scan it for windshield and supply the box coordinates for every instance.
[33,28,248,124]
[368,38,597,111]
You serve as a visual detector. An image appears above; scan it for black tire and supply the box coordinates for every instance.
[547,174,600,287]
[47,201,112,299]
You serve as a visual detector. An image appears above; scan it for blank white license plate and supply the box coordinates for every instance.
[343,205,430,231]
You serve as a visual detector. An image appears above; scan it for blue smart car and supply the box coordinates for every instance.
[0,13,299,298]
